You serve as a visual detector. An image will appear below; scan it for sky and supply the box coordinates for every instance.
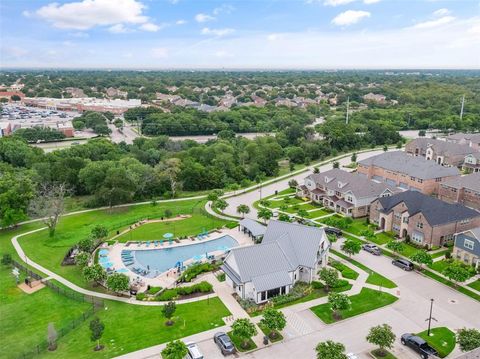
[1,0,479,69]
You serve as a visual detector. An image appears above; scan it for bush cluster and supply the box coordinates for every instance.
[156,281,213,301]
[179,262,220,282]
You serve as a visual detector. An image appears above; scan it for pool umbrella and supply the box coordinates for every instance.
[163,233,174,239]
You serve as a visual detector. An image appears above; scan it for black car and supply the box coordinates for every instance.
[214,332,236,355]
[392,258,414,271]
[325,227,343,237]
[362,243,381,255]
[401,333,438,359]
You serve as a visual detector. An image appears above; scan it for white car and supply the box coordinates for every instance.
[347,353,359,359]
[185,342,204,359]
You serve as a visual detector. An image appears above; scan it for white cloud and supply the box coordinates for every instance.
[32,0,149,30]
[267,33,280,41]
[139,22,164,32]
[213,4,234,15]
[323,0,355,6]
[69,31,89,38]
[332,10,371,26]
[195,13,215,23]
[433,8,450,17]
[108,24,128,33]
[176,19,187,25]
[151,47,169,58]
[201,27,234,37]
[412,16,455,29]
[2,46,29,58]
[363,0,381,4]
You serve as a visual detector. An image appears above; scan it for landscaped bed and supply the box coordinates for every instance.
[310,287,398,324]
[329,260,359,280]
[227,331,257,352]
[370,349,397,359]
[416,327,456,358]
[258,323,283,343]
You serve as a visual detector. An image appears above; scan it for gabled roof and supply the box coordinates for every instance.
[407,138,476,157]
[305,168,398,199]
[239,218,267,237]
[441,173,480,192]
[455,227,480,256]
[447,132,480,142]
[377,191,480,226]
[358,151,460,180]
[252,271,292,292]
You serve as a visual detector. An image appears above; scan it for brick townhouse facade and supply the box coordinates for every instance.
[357,151,460,195]
[437,173,480,211]
[405,138,478,167]
[370,191,480,248]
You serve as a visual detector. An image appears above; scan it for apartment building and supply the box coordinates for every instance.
[438,173,480,211]
[357,151,460,195]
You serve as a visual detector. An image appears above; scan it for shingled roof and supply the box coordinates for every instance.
[407,138,476,156]
[359,151,460,180]
[377,191,480,226]
[441,173,480,192]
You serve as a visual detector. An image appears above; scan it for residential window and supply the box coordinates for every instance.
[393,224,400,232]
[435,178,442,182]
[412,232,423,244]
[418,179,423,183]
[464,239,474,251]
[410,176,415,181]
[416,222,423,229]
[403,217,409,224]
[346,196,353,202]
[460,219,470,225]
[394,212,401,220]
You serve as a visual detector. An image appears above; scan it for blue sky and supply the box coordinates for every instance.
[1,0,479,68]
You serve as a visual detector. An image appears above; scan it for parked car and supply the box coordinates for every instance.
[392,258,414,271]
[185,342,204,359]
[325,227,343,237]
[362,243,381,255]
[347,353,359,359]
[214,332,236,355]
[401,333,438,359]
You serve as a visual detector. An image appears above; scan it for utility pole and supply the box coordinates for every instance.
[425,298,437,336]
[345,96,350,125]
[460,95,465,121]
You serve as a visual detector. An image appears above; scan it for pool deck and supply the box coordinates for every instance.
[102,228,253,290]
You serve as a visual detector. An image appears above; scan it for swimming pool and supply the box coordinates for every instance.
[127,235,239,275]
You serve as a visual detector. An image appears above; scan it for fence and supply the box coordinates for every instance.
[10,260,104,359]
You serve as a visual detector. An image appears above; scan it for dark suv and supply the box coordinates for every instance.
[325,227,343,237]
[392,258,414,271]
[362,243,381,255]
[214,332,236,355]
[401,333,438,359]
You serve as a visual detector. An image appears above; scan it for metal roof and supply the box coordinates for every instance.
[239,218,267,237]
[359,151,460,180]
[252,271,293,292]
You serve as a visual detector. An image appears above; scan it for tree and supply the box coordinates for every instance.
[313,167,320,174]
[106,273,130,293]
[366,324,396,356]
[386,241,404,257]
[159,158,181,198]
[89,317,105,351]
[114,118,123,129]
[328,292,351,320]
[11,94,21,101]
[161,340,188,359]
[341,239,361,258]
[418,130,426,137]
[319,267,339,292]
[332,161,340,169]
[327,233,338,243]
[279,213,290,222]
[83,264,106,285]
[288,179,298,188]
[410,250,433,270]
[0,171,34,227]
[75,252,91,268]
[213,199,228,213]
[232,318,257,349]
[257,208,273,223]
[383,145,388,152]
[457,328,480,352]
[207,189,223,202]
[442,262,470,287]
[236,204,250,218]
[28,183,67,237]
[297,208,309,219]
[47,323,58,351]
[315,340,347,359]
[78,236,95,253]
[91,225,108,240]
[162,301,177,326]
[260,308,286,339]
[351,152,357,163]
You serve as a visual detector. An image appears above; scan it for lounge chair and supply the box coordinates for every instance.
[146,241,150,247]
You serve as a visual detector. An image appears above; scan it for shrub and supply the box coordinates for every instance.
[179,262,219,282]
[1,254,12,265]
[146,286,162,295]
[156,281,213,301]
[136,293,147,301]
[157,289,178,301]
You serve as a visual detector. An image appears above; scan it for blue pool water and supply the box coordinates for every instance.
[128,235,238,274]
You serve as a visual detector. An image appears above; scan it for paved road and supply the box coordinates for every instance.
[223,149,386,219]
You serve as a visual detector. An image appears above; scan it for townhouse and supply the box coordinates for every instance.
[438,173,480,211]
[453,227,480,269]
[446,133,480,151]
[462,153,480,173]
[297,168,398,218]
[370,191,480,248]
[405,138,478,167]
[357,151,460,195]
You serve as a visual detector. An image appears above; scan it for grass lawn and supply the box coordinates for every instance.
[374,232,395,245]
[401,243,424,258]
[468,280,480,292]
[307,208,331,218]
[422,270,480,302]
[39,297,230,359]
[17,200,232,290]
[417,327,456,358]
[429,260,476,279]
[227,331,257,352]
[347,219,375,236]
[331,249,397,289]
[371,349,397,359]
[0,265,92,358]
[258,324,283,343]
[310,288,398,324]
[329,260,360,280]
[431,249,451,259]
[269,197,304,208]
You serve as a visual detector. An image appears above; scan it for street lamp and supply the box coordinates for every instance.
[425,298,437,336]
